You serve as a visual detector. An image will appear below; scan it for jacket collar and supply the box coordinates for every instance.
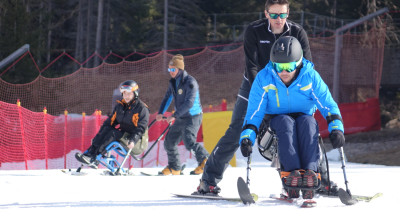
[266,19,290,35]
[170,69,187,85]
[117,99,137,107]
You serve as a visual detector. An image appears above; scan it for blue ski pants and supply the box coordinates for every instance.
[269,115,320,172]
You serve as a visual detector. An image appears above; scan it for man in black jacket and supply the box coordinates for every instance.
[194,0,335,196]
[75,80,149,168]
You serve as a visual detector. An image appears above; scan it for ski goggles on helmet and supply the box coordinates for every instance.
[268,12,288,19]
[120,84,138,93]
[168,68,176,72]
[272,58,302,73]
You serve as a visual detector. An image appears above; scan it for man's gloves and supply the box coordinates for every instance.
[239,129,256,157]
[329,130,345,149]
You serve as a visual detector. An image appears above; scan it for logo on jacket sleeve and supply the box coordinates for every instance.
[132,113,139,127]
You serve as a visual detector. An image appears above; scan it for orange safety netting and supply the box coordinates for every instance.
[0,100,222,170]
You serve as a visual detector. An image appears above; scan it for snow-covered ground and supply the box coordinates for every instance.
[1,150,398,220]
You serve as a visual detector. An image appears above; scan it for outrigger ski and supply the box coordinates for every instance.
[140,164,186,176]
[173,193,243,202]
[333,189,382,203]
[61,167,88,176]
[101,170,134,176]
[269,190,382,208]
[237,177,258,204]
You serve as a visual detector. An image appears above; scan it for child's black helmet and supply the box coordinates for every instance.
[119,80,139,99]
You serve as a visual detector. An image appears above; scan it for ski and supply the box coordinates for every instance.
[101,170,134,176]
[321,189,382,203]
[269,194,294,203]
[173,193,242,202]
[237,177,258,204]
[61,169,88,176]
[353,192,383,202]
[140,171,161,176]
[140,171,185,176]
[269,194,317,208]
[337,188,382,204]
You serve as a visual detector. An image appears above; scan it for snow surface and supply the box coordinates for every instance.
[1,149,399,220]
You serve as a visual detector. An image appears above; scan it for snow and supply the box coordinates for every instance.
[1,150,399,220]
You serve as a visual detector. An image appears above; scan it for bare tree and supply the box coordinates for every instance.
[75,0,84,63]
[86,0,92,66]
[94,0,104,67]
[46,0,52,63]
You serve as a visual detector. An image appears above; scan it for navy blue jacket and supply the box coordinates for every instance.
[158,70,202,118]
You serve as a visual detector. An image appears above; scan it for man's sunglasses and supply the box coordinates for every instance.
[268,12,288,19]
[168,68,176,72]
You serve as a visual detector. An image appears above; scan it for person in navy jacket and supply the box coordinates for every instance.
[239,36,345,200]
[156,54,209,176]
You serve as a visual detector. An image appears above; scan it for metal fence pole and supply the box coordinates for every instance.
[332,7,388,102]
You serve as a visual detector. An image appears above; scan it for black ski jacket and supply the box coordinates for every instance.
[244,18,312,85]
[104,98,149,144]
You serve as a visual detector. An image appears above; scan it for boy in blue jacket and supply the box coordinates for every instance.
[239,36,345,200]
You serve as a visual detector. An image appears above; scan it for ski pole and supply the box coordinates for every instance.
[114,147,133,175]
[246,154,252,187]
[337,146,358,205]
[338,146,351,195]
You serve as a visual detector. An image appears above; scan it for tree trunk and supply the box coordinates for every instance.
[104,0,110,52]
[46,0,52,63]
[94,0,104,67]
[75,0,84,63]
[86,0,92,67]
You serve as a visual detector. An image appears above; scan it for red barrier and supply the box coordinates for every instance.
[316,98,381,138]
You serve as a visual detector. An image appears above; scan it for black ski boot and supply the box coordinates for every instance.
[75,152,99,169]
[192,180,221,196]
[301,170,319,199]
[282,170,302,198]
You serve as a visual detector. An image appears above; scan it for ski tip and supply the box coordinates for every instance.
[251,193,259,202]
[301,200,317,208]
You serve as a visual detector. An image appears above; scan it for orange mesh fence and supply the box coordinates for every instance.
[0,100,107,170]
[0,99,226,170]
